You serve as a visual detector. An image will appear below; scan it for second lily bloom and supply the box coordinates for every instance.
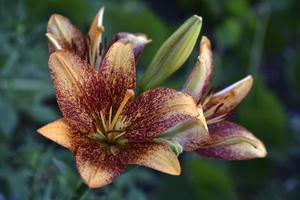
[182,36,267,160]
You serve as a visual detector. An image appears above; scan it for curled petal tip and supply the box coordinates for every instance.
[97,7,105,26]
[197,121,267,160]
[204,75,254,122]
[254,139,267,158]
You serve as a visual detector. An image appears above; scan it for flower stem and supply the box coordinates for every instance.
[69,181,89,200]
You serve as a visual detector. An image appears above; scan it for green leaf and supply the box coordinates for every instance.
[216,18,242,47]
[0,95,18,136]
[237,80,288,151]
[187,160,237,200]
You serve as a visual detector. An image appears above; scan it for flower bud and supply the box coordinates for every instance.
[140,15,202,90]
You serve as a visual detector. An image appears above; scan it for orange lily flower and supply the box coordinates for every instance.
[46,8,150,68]
[183,36,267,160]
[37,41,200,188]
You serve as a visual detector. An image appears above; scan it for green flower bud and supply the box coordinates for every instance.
[140,15,202,90]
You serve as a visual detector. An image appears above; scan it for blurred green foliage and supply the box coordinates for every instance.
[0,0,299,199]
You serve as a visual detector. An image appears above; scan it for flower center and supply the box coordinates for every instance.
[89,89,134,146]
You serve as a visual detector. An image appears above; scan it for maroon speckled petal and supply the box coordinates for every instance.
[47,14,87,59]
[75,141,126,188]
[117,88,199,141]
[99,41,136,115]
[196,121,267,160]
[182,36,213,103]
[49,50,111,134]
[127,141,181,175]
[203,75,253,124]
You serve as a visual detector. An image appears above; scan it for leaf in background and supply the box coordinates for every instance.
[154,173,196,200]
[287,53,300,107]
[215,17,242,48]
[0,95,18,136]
[237,80,288,151]
[103,1,169,69]
[186,159,237,200]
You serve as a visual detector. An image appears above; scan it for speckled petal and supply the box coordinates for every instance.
[196,121,267,160]
[117,88,199,141]
[100,41,136,113]
[37,118,73,149]
[203,75,253,124]
[161,106,209,151]
[111,32,151,62]
[127,141,181,175]
[47,14,87,59]
[75,141,125,188]
[49,50,111,133]
[182,36,213,103]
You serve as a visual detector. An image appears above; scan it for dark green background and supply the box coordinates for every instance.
[0,0,299,199]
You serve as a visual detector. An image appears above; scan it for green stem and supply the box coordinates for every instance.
[69,181,89,200]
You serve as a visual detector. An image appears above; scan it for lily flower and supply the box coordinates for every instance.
[183,36,267,160]
[37,41,200,188]
[46,7,150,68]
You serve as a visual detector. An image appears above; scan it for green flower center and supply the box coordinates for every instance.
[89,131,127,147]
[88,90,134,147]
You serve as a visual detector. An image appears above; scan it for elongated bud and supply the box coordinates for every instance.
[88,7,105,68]
[140,15,202,90]
[182,36,213,103]
[111,32,151,62]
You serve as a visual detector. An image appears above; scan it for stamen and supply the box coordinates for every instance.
[109,89,134,130]
[96,127,106,139]
[46,33,62,50]
[100,111,108,132]
[108,106,112,129]
[113,131,126,140]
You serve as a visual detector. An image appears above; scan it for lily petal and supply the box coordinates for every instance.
[127,141,181,175]
[37,118,73,149]
[76,141,125,188]
[88,7,105,68]
[111,32,151,62]
[203,75,253,124]
[182,36,213,103]
[196,121,267,160]
[47,14,86,59]
[158,106,209,151]
[118,88,198,141]
[49,50,110,133]
[100,41,136,113]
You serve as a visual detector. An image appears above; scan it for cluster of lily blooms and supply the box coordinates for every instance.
[37,7,267,188]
